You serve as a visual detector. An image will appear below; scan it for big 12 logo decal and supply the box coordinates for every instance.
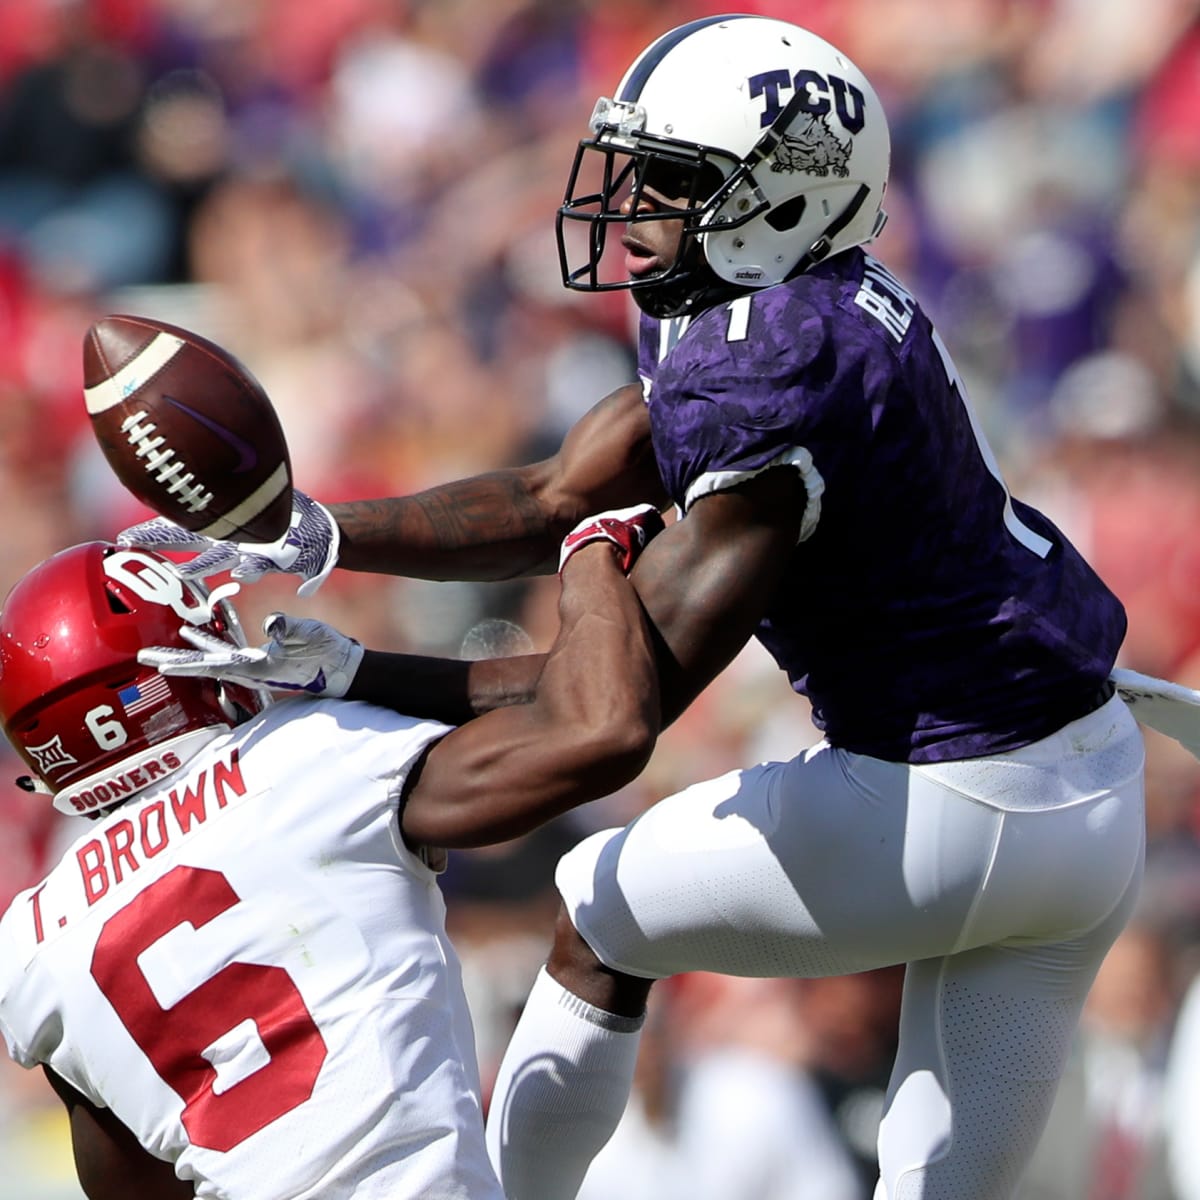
[749,69,866,179]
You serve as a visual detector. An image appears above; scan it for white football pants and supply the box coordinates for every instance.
[496,694,1145,1200]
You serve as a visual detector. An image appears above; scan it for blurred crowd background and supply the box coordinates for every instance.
[4,0,1200,1196]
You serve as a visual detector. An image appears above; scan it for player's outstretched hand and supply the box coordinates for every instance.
[558,504,665,575]
[139,613,364,698]
[117,490,340,598]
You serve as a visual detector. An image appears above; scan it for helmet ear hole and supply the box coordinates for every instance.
[766,195,807,233]
[105,587,133,615]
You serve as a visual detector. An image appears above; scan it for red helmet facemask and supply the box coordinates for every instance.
[0,543,267,816]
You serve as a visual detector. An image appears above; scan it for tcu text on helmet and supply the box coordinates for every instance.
[749,69,866,133]
[104,549,221,625]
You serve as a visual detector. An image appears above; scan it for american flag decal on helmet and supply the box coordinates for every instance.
[119,675,172,716]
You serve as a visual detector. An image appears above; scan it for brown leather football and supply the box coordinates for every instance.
[84,314,293,542]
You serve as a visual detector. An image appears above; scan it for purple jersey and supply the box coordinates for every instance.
[638,249,1127,762]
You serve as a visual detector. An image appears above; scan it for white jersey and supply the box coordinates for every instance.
[0,698,502,1200]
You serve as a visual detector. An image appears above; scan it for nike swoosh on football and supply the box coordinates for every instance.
[162,395,260,474]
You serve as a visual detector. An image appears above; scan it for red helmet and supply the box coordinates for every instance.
[0,542,266,816]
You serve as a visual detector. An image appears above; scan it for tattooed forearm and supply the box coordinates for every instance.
[413,475,552,553]
[325,384,661,581]
[330,469,565,581]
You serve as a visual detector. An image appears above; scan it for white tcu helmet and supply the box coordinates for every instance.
[557,14,891,318]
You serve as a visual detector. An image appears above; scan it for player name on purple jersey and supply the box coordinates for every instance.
[638,249,1126,762]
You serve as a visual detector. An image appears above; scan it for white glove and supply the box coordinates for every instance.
[138,613,364,698]
[558,504,665,575]
[1111,667,1200,762]
[117,490,340,598]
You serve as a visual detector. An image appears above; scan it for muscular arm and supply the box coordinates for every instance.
[395,466,803,847]
[400,541,660,848]
[43,1067,193,1200]
[348,466,805,732]
[331,383,665,580]
[630,467,806,725]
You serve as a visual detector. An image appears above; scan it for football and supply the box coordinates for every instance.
[83,314,293,543]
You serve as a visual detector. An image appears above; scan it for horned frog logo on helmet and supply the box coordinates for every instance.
[773,114,852,179]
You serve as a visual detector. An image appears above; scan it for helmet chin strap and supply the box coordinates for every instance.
[788,183,873,278]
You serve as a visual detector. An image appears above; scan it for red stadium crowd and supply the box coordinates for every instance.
[4,1,1200,1197]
